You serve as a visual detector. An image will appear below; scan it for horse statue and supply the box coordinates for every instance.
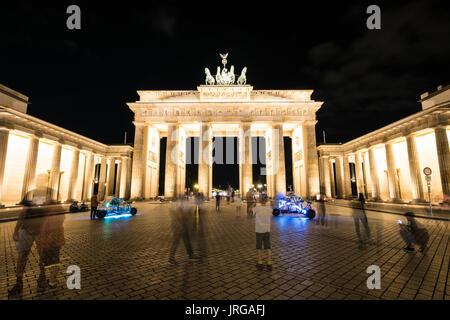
[215,66,222,85]
[237,67,247,85]
[229,65,235,84]
[204,68,215,85]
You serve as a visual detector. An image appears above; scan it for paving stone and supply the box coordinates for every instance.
[0,201,448,300]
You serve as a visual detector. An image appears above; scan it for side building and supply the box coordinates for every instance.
[318,85,450,206]
[0,84,133,207]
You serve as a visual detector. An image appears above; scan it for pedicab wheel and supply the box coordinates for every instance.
[272,208,280,216]
[306,209,316,219]
[130,207,137,216]
[96,210,107,219]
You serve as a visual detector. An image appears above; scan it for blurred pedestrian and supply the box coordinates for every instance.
[36,212,65,291]
[235,195,242,217]
[168,197,200,265]
[354,193,371,246]
[399,212,429,252]
[215,192,221,212]
[315,193,327,226]
[253,195,273,270]
[8,203,45,297]
[246,189,256,217]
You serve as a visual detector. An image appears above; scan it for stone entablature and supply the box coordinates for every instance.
[136,87,314,102]
[129,87,322,128]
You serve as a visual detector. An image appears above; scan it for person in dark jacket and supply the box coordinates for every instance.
[90,194,98,220]
[399,212,429,252]
[354,193,371,246]
[168,197,200,265]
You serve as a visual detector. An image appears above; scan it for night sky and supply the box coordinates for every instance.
[1,1,449,189]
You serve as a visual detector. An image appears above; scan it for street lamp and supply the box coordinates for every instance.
[257,184,263,189]
[194,184,199,190]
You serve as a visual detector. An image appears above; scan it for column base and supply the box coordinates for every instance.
[410,199,427,204]
[388,198,405,204]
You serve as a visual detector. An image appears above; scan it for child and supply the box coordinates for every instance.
[252,195,273,270]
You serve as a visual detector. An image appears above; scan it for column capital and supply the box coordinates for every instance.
[133,121,146,127]
[432,124,449,131]
[302,120,318,126]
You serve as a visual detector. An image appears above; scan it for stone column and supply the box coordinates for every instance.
[405,135,424,202]
[329,158,336,198]
[334,156,344,198]
[48,142,62,203]
[119,157,128,198]
[198,122,211,196]
[82,152,95,201]
[354,152,365,197]
[302,122,320,198]
[319,157,325,194]
[130,123,146,199]
[273,123,286,195]
[165,124,179,198]
[264,128,274,197]
[106,158,116,196]
[291,135,299,195]
[97,157,107,200]
[0,128,10,206]
[385,142,401,201]
[115,159,122,197]
[125,157,132,199]
[343,155,353,199]
[434,126,450,203]
[21,136,40,204]
[368,146,381,200]
[362,151,372,197]
[240,122,253,195]
[67,147,80,201]
[322,156,332,198]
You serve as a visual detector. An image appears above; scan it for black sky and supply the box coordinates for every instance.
[1,0,449,147]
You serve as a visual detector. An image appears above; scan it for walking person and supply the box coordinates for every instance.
[246,188,255,217]
[215,192,221,212]
[315,194,327,226]
[36,211,65,291]
[354,193,371,246]
[168,197,200,265]
[8,205,45,298]
[235,195,242,217]
[399,212,429,252]
[253,195,273,270]
[90,194,98,220]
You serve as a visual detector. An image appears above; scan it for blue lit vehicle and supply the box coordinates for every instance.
[272,195,315,219]
[96,196,137,218]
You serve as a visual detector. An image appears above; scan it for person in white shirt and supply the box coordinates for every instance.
[252,195,273,270]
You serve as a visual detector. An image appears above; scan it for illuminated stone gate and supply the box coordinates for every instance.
[128,55,323,199]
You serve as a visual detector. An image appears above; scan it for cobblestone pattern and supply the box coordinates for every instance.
[0,201,448,300]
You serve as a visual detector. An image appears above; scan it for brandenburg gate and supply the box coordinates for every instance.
[128,54,323,199]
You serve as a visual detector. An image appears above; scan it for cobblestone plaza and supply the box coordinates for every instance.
[1,201,448,300]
